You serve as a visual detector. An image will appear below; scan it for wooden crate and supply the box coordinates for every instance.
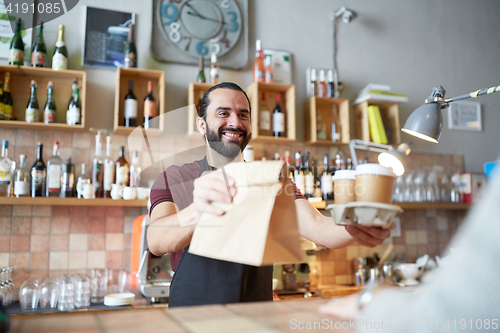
[114,67,165,135]
[304,96,349,145]
[0,65,86,132]
[246,82,296,142]
[187,82,213,138]
[353,100,401,145]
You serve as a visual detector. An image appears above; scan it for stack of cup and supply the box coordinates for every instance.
[39,277,59,309]
[74,274,90,308]
[90,269,107,304]
[332,170,356,204]
[57,275,75,311]
[354,164,397,203]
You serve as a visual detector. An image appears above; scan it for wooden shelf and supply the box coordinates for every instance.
[0,65,86,130]
[114,68,165,134]
[304,96,350,145]
[0,197,147,207]
[353,100,401,145]
[321,201,470,210]
[247,82,296,143]
[187,82,213,138]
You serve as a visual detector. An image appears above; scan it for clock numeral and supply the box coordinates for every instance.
[161,3,179,25]
[219,30,230,48]
[220,0,230,9]
[209,39,221,55]
[196,40,209,56]
[226,11,238,32]
[182,36,192,51]
[169,22,182,43]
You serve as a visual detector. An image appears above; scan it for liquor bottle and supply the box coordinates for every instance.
[123,23,137,68]
[209,52,219,85]
[196,57,206,83]
[52,25,68,70]
[30,143,46,197]
[76,163,89,199]
[129,151,141,187]
[67,80,81,125]
[3,73,13,120]
[60,158,75,198]
[143,81,157,129]
[316,108,326,140]
[92,134,104,198]
[14,154,29,197]
[303,152,314,199]
[8,18,24,66]
[264,56,273,83]
[346,158,354,170]
[327,69,336,98]
[321,154,333,201]
[331,104,342,142]
[335,152,345,170]
[284,150,294,180]
[253,39,265,82]
[31,22,47,67]
[0,82,4,120]
[0,140,12,196]
[313,159,322,198]
[294,151,305,195]
[115,146,129,186]
[258,91,271,136]
[309,68,318,97]
[46,141,63,197]
[124,80,137,127]
[25,80,39,123]
[318,69,327,97]
[44,81,56,124]
[273,93,285,137]
[103,136,114,198]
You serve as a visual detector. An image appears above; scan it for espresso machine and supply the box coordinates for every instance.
[136,216,173,303]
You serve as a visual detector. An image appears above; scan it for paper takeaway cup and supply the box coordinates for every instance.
[332,170,356,204]
[355,164,397,204]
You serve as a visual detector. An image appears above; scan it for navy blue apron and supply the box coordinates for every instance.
[168,157,273,307]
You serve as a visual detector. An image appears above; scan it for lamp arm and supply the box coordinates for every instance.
[349,139,392,168]
[444,85,500,103]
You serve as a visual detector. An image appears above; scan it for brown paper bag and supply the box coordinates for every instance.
[188,161,302,266]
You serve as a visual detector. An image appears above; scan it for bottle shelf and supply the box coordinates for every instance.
[304,96,350,145]
[0,65,86,130]
[187,82,213,138]
[0,197,147,207]
[322,201,470,210]
[114,67,165,135]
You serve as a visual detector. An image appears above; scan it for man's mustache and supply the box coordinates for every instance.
[218,127,247,136]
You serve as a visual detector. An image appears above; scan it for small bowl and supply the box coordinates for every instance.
[393,263,424,286]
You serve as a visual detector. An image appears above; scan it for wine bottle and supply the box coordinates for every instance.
[123,23,137,68]
[115,146,129,186]
[30,142,46,197]
[284,150,294,181]
[327,69,336,98]
[46,141,63,197]
[259,91,271,136]
[0,82,4,120]
[103,136,114,198]
[0,140,12,196]
[31,22,47,67]
[8,18,24,66]
[3,73,13,120]
[321,154,333,201]
[14,154,29,197]
[318,69,327,97]
[209,52,219,85]
[294,151,305,195]
[273,93,285,137]
[124,80,137,127]
[25,80,39,123]
[129,151,141,187]
[92,134,104,198]
[143,80,157,129]
[60,158,75,198]
[52,25,68,70]
[67,80,81,125]
[303,152,314,199]
[44,81,56,124]
[196,56,206,83]
[253,39,265,82]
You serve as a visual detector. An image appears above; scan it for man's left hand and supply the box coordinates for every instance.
[345,223,395,247]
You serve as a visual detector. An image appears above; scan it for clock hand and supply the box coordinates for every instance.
[186,11,229,26]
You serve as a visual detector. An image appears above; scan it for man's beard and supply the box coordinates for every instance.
[205,124,252,159]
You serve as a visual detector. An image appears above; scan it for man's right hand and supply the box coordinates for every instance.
[192,170,237,217]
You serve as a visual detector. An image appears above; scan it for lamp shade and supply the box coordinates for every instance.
[402,102,443,143]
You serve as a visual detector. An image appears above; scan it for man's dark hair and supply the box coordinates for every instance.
[198,82,252,120]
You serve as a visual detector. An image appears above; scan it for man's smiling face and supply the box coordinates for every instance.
[199,88,252,158]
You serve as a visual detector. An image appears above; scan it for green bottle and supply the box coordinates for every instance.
[44,81,56,124]
[52,25,68,70]
[67,80,81,125]
[25,80,39,123]
[8,18,25,66]
[123,23,137,68]
[3,73,13,121]
[31,22,47,67]
[0,82,4,120]
[196,56,206,83]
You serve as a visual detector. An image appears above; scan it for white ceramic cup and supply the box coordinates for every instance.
[110,184,124,200]
[77,182,94,199]
[122,186,137,200]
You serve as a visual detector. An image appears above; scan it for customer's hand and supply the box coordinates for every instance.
[193,170,237,217]
[345,222,395,247]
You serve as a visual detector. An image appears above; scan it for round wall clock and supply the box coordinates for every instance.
[152,0,248,69]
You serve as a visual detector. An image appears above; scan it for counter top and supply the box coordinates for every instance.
[9,298,355,333]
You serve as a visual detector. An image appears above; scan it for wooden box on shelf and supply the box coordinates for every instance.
[353,100,401,145]
[114,67,165,135]
[304,96,350,145]
[246,82,296,142]
[0,65,86,132]
[187,82,213,137]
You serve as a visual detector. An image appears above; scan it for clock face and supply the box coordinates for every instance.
[157,0,243,59]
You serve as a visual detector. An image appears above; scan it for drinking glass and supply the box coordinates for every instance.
[90,269,107,303]
[57,275,75,311]
[392,176,404,202]
[39,277,59,309]
[440,172,452,202]
[19,279,39,311]
[74,274,90,308]
[413,170,426,202]
[403,170,415,202]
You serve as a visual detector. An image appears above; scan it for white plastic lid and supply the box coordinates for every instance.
[355,163,397,178]
[211,52,217,63]
[332,170,356,181]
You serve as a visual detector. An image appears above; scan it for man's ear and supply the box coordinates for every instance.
[197,117,206,135]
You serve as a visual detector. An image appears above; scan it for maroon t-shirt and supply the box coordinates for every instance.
[149,158,306,271]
